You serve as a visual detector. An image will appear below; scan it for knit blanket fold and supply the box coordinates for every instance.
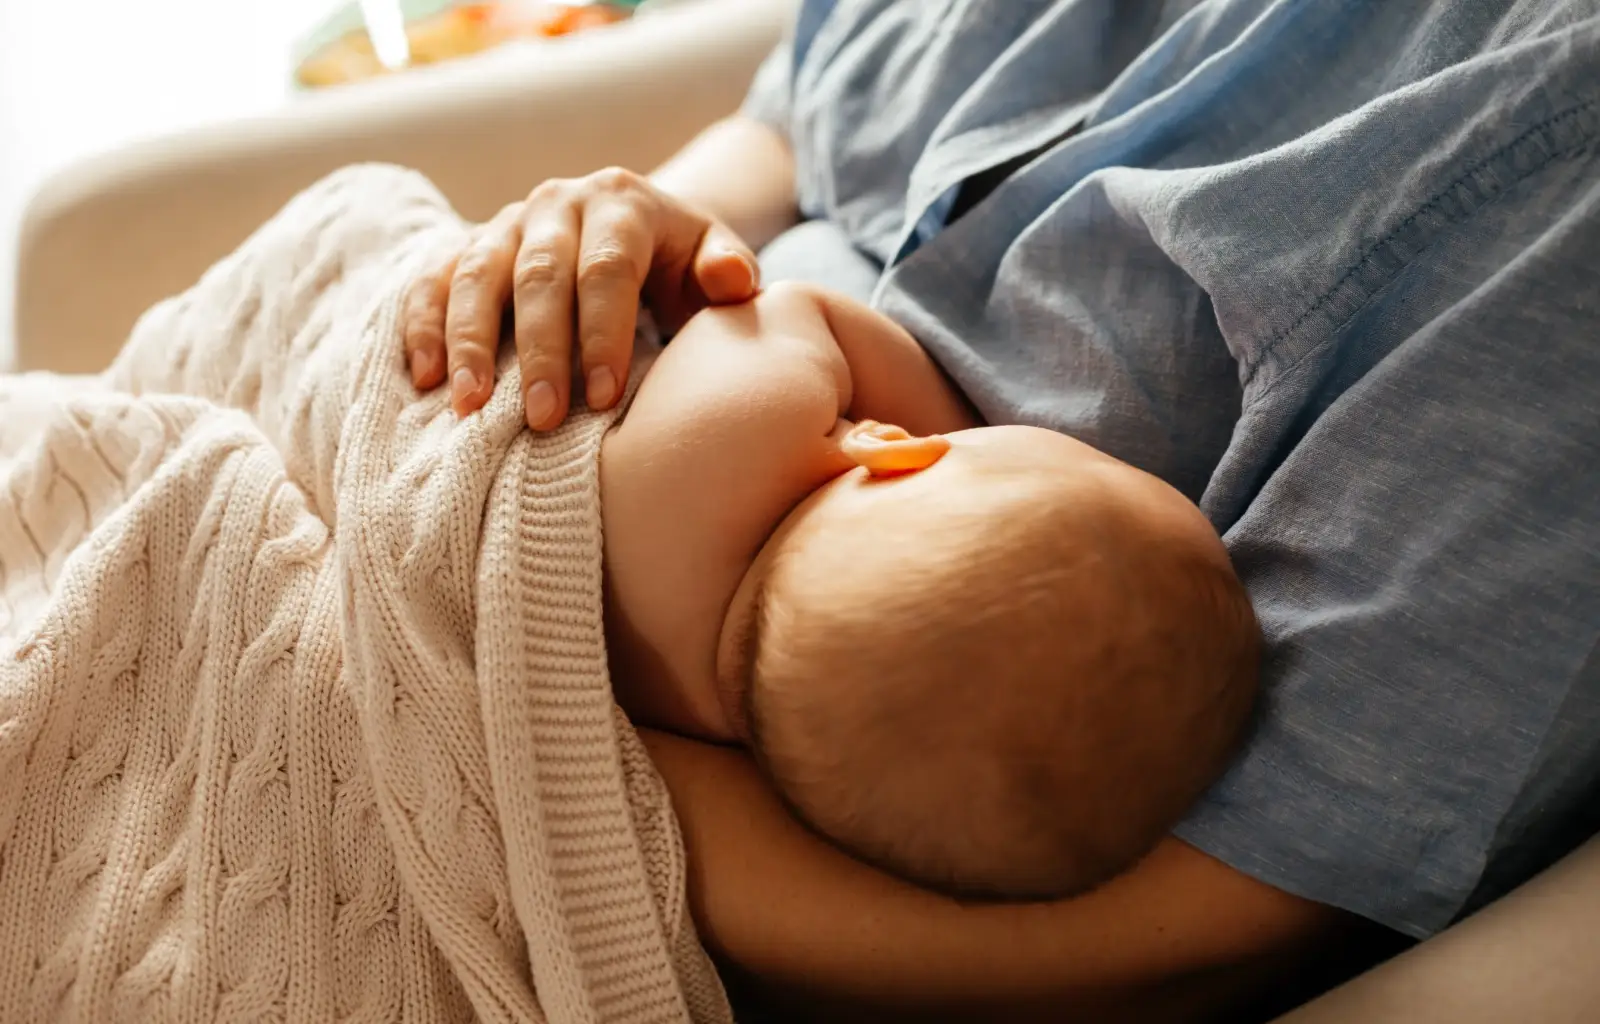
[0,165,730,1024]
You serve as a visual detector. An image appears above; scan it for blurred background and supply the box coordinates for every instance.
[0,0,646,369]
[0,0,347,367]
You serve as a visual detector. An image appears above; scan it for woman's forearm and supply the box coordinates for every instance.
[639,728,1360,1022]
[650,115,801,252]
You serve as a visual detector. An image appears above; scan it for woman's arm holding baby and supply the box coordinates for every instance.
[641,729,1381,1022]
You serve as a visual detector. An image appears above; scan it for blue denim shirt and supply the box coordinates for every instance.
[744,0,1600,939]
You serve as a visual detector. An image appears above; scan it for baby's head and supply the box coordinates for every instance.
[716,423,1259,901]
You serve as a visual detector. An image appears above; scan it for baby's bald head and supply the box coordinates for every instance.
[725,426,1259,900]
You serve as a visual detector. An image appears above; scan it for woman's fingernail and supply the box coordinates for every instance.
[451,367,481,409]
[526,380,558,428]
[411,349,441,388]
[587,366,618,409]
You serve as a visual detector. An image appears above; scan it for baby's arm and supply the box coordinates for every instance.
[622,281,977,446]
[601,284,861,738]
[807,286,981,435]
[605,283,860,521]
[611,282,973,505]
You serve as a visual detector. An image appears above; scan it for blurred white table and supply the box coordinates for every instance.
[0,0,341,367]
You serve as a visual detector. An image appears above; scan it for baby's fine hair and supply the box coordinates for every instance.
[738,472,1260,901]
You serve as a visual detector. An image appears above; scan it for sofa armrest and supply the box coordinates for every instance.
[1275,833,1600,1023]
[15,0,793,373]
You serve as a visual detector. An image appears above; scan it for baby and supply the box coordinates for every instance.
[600,282,1260,901]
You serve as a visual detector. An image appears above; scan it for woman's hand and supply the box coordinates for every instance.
[403,167,760,430]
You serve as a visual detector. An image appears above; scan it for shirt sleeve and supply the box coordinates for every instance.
[1173,156,1600,939]
[740,40,795,137]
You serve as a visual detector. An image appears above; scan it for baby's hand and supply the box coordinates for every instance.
[840,421,952,477]
[402,168,759,430]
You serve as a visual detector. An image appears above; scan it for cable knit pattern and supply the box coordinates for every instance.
[0,165,730,1024]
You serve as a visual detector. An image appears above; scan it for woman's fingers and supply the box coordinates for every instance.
[643,209,760,334]
[402,248,458,389]
[444,206,521,415]
[575,197,654,412]
[404,169,759,430]
[512,190,583,430]
[693,224,760,305]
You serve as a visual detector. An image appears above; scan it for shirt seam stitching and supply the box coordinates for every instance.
[1242,97,1600,397]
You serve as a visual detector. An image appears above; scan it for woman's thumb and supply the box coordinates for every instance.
[692,226,760,304]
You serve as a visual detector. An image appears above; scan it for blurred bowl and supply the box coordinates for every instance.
[293,1,639,89]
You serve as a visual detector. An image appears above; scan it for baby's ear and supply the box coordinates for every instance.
[841,420,951,478]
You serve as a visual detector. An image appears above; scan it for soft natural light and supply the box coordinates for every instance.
[0,0,342,365]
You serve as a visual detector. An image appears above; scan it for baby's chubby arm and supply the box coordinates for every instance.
[604,282,869,532]
[625,281,976,450]
[806,285,980,436]
[608,281,976,521]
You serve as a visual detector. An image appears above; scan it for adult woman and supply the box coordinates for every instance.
[404,1,1600,1018]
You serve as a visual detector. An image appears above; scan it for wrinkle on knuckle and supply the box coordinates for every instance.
[405,321,444,352]
[590,166,638,193]
[450,335,496,365]
[519,352,560,381]
[579,327,628,359]
[528,179,569,204]
[513,252,564,292]
[454,250,499,285]
[403,292,439,327]
[577,247,635,288]
[516,339,567,381]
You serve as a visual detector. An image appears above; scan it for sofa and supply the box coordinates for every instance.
[12,0,1599,1018]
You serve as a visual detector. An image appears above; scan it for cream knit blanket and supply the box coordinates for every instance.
[0,166,730,1024]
